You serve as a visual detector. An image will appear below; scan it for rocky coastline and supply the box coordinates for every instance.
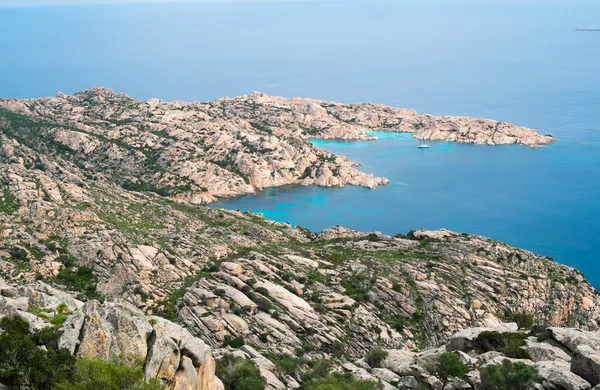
[0,88,553,205]
[2,88,596,390]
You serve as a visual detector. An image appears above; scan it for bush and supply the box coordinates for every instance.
[254,287,270,296]
[301,360,332,383]
[433,352,469,384]
[474,331,526,351]
[55,265,102,302]
[216,355,265,390]
[255,297,273,312]
[480,360,540,390]
[0,316,75,389]
[58,357,164,390]
[506,312,534,330]
[223,335,245,348]
[303,372,379,390]
[364,347,388,368]
[268,354,304,375]
[214,289,226,297]
[502,339,531,359]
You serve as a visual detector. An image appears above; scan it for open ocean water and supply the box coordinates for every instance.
[1,0,599,285]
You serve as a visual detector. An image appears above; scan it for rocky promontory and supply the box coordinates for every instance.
[0,88,553,204]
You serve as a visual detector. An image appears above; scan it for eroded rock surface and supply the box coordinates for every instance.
[59,300,224,390]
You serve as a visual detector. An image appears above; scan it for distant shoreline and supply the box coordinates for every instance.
[577,28,600,31]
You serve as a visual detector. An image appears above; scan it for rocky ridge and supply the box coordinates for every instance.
[0,88,553,204]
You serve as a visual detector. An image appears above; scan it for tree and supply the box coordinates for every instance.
[216,355,265,390]
[480,359,540,390]
[434,352,469,385]
[0,316,75,390]
[364,347,389,368]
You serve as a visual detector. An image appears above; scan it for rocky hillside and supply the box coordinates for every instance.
[0,97,595,389]
[0,88,553,204]
[0,88,593,390]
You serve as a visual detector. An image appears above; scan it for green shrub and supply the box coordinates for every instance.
[365,233,380,242]
[502,339,531,359]
[223,335,245,348]
[364,347,388,368]
[328,340,346,358]
[433,352,469,384]
[480,360,540,390]
[58,357,164,390]
[0,316,75,389]
[303,372,379,390]
[341,274,374,302]
[474,331,526,351]
[216,355,265,390]
[214,289,226,297]
[301,360,332,383]
[254,287,270,296]
[268,354,303,375]
[55,265,102,302]
[255,297,272,312]
[506,312,534,330]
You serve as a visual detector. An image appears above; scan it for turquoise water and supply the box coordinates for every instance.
[1,0,599,286]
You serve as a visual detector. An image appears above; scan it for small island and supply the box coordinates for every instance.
[577,28,600,31]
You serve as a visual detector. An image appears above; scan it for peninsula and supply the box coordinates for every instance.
[0,88,554,204]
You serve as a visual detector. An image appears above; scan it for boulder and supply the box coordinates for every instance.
[382,349,416,376]
[549,328,600,351]
[536,360,591,390]
[446,323,519,352]
[58,301,224,390]
[372,367,400,383]
[524,339,571,363]
[572,345,600,386]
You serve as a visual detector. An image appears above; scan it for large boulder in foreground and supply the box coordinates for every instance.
[59,300,224,390]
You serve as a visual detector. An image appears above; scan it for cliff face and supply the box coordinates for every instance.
[0,88,553,205]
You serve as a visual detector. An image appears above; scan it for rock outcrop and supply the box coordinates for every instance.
[0,282,224,390]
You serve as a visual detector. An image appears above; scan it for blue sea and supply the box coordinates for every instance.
[1,0,599,286]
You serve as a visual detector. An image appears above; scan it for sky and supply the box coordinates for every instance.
[0,0,313,6]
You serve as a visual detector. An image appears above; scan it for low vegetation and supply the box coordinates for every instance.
[473,331,530,359]
[216,355,266,390]
[480,359,540,390]
[364,347,388,368]
[0,316,163,390]
[429,352,469,385]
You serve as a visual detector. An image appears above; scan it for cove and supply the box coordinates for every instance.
[213,131,600,288]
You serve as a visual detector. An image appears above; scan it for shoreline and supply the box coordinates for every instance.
[0,88,554,205]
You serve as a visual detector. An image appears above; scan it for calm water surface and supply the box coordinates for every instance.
[1,0,599,285]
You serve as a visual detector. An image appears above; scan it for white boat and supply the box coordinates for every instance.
[418,143,430,149]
